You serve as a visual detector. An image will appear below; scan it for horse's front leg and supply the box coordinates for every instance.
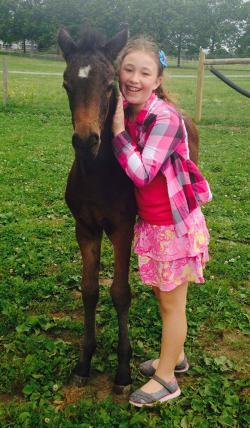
[72,222,102,385]
[109,223,134,392]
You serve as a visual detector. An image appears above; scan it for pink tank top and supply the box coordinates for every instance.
[126,118,173,226]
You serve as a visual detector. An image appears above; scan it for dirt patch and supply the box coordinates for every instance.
[51,311,68,319]
[55,373,130,410]
[240,387,250,402]
[44,263,61,276]
[0,393,23,405]
[0,393,15,404]
[48,330,81,345]
[57,371,197,410]
[46,310,83,344]
[51,308,83,322]
[54,385,86,410]
[99,278,112,287]
[201,329,250,374]
[71,290,82,300]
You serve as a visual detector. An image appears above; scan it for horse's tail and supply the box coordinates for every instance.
[182,112,200,165]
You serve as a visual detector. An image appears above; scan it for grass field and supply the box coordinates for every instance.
[0,54,249,427]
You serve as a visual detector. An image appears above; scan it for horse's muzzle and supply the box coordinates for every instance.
[72,133,100,157]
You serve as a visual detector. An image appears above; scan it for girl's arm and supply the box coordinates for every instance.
[112,99,182,188]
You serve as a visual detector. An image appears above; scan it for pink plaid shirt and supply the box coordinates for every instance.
[112,93,212,236]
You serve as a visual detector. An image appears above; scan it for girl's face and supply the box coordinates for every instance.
[119,50,162,114]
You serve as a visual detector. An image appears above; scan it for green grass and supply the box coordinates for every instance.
[0,55,249,427]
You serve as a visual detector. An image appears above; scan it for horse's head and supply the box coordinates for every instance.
[58,26,128,162]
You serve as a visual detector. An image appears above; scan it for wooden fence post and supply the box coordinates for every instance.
[3,57,8,106]
[195,49,205,123]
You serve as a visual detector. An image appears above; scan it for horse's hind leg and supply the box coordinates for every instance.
[109,224,134,392]
[72,222,102,385]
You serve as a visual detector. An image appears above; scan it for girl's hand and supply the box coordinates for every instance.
[112,94,125,136]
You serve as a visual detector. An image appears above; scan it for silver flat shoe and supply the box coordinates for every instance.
[129,374,181,407]
[139,355,189,377]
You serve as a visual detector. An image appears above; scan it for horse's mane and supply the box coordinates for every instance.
[77,26,106,52]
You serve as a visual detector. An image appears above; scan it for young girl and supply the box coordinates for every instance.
[112,37,212,407]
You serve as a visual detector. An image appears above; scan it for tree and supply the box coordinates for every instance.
[0,0,249,59]
[0,0,46,52]
[204,0,246,55]
[0,0,16,45]
[235,0,250,56]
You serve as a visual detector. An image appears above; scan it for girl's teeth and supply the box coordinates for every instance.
[128,87,139,92]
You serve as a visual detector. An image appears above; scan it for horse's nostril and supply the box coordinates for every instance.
[89,133,100,146]
[72,133,100,152]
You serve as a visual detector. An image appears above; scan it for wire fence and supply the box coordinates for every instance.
[1,51,250,112]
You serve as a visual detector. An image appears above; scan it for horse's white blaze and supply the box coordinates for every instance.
[78,65,91,79]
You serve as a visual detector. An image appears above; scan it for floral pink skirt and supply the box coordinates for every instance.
[134,208,210,292]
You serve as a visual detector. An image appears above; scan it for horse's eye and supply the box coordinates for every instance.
[63,81,71,92]
[106,83,114,92]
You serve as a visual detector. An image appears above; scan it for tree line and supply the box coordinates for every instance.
[0,0,249,62]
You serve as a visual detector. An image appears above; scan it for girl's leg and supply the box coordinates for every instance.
[149,285,186,372]
[152,286,160,299]
[140,282,188,394]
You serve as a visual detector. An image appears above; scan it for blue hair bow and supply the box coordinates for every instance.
[159,50,168,69]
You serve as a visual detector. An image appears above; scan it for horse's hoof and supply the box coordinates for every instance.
[72,374,89,387]
[113,383,132,395]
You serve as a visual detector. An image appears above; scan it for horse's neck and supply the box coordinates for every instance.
[75,128,116,178]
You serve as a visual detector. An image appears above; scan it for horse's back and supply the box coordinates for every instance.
[182,113,200,165]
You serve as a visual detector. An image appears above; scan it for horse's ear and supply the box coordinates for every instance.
[102,27,129,60]
[58,27,76,61]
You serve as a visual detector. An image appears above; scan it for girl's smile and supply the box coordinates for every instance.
[119,51,162,114]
